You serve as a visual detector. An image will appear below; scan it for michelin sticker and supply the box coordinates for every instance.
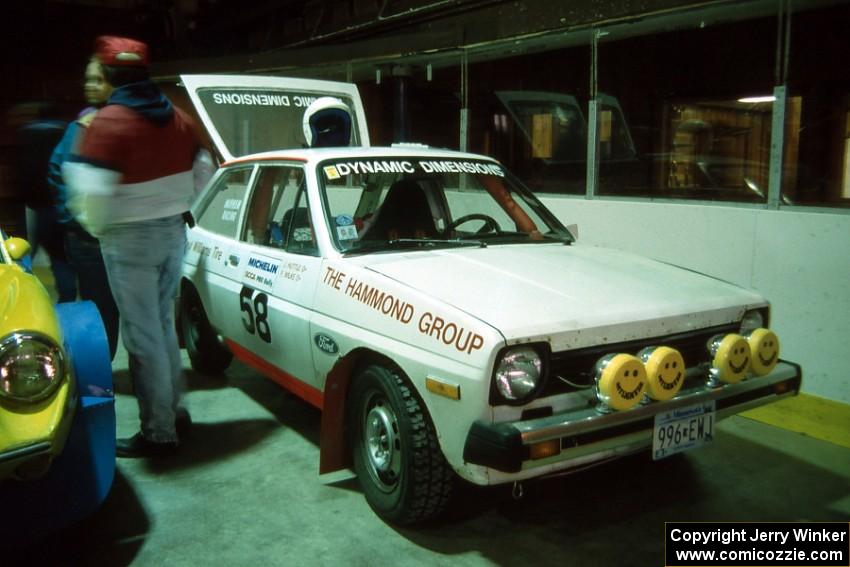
[243,253,280,292]
[323,160,503,179]
[335,214,358,241]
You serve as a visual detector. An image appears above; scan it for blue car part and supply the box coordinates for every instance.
[0,301,115,547]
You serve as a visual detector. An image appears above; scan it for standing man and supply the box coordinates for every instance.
[48,55,121,358]
[63,36,213,457]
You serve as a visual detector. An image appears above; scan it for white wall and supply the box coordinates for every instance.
[541,196,850,404]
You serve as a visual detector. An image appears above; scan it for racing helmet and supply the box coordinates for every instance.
[302,97,352,148]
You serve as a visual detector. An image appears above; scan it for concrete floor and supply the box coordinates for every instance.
[8,343,850,566]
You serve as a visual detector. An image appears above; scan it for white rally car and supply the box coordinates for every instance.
[178,75,801,524]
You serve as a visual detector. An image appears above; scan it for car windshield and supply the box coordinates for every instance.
[318,156,573,254]
[504,99,588,162]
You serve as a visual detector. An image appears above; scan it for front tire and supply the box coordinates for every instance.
[180,285,232,374]
[349,364,453,525]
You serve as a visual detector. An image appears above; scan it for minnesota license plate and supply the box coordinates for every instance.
[652,401,715,460]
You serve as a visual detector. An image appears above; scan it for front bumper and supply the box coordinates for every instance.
[0,379,77,481]
[463,360,802,474]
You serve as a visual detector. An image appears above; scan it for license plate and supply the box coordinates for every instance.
[652,401,715,460]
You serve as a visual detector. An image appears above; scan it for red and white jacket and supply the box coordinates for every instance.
[63,93,212,236]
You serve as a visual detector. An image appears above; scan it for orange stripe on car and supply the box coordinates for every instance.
[225,339,324,410]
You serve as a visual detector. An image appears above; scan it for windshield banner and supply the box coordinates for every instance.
[323,160,504,180]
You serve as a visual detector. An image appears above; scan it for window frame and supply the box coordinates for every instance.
[194,165,258,239]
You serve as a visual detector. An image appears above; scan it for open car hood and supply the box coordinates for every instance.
[180,74,370,162]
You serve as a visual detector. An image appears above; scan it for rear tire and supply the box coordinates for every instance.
[349,363,453,524]
[180,285,232,374]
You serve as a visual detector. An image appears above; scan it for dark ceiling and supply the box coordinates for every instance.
[4,0,515,105]
[4,0,847,109]
[6,1,512,67]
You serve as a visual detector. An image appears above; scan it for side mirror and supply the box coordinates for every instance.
[4,237,31,260]
[566,223,579,240]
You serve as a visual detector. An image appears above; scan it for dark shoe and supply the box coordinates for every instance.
[176,409,192,440]
[116,432,178,458]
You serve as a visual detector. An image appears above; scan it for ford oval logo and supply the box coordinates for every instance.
[314,333,339,355]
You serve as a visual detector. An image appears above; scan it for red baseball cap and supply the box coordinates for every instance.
[94,35,149,67]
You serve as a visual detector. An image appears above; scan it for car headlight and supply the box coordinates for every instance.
[494,346,546,404]
[739,308,768,335]
[0,333,65,403]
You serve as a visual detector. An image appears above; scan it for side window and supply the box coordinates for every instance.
[241,165,302,246]
[195,167,254,238]
[268,178,317,256]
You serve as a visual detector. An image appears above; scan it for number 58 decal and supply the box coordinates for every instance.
[240,286,272,343]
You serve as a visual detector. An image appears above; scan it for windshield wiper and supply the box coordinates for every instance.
[344,238,486,256]
[542,233,573,245]
[391,238,487,248]
[458,231,573,245]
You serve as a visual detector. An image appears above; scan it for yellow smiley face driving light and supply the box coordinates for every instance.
[639,346,685,401]
[710,333,750,383]
[747,328,780,376]
[595,353,648,411]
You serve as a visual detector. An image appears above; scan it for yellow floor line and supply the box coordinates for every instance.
[742,393,850,449]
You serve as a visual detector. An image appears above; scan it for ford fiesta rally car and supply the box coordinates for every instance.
[177,75,801,525]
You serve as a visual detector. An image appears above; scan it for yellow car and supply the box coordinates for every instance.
[0,229,115,544]
[0,233,75,480]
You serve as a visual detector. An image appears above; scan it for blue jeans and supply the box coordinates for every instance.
[100,215,187,443]
[64,223,120,360]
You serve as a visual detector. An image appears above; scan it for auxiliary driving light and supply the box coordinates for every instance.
[594,353,647,411]
[637,346,685,401]
[708,333,750,384]
[746,328,780,376]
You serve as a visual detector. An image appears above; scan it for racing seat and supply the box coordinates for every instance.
[271,206,315,253]
[361,180,438,241]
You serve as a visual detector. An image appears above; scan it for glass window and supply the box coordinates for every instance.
[195,167,254,238]
[242,164,306,247]
[782,3,850,207]
[318,156,572,254]
[596,15,778,202]
[659,98,773,201]
[497,93,587,162]
[467,47,591,194]
[265,173,317,256]
[356,63,461,147]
